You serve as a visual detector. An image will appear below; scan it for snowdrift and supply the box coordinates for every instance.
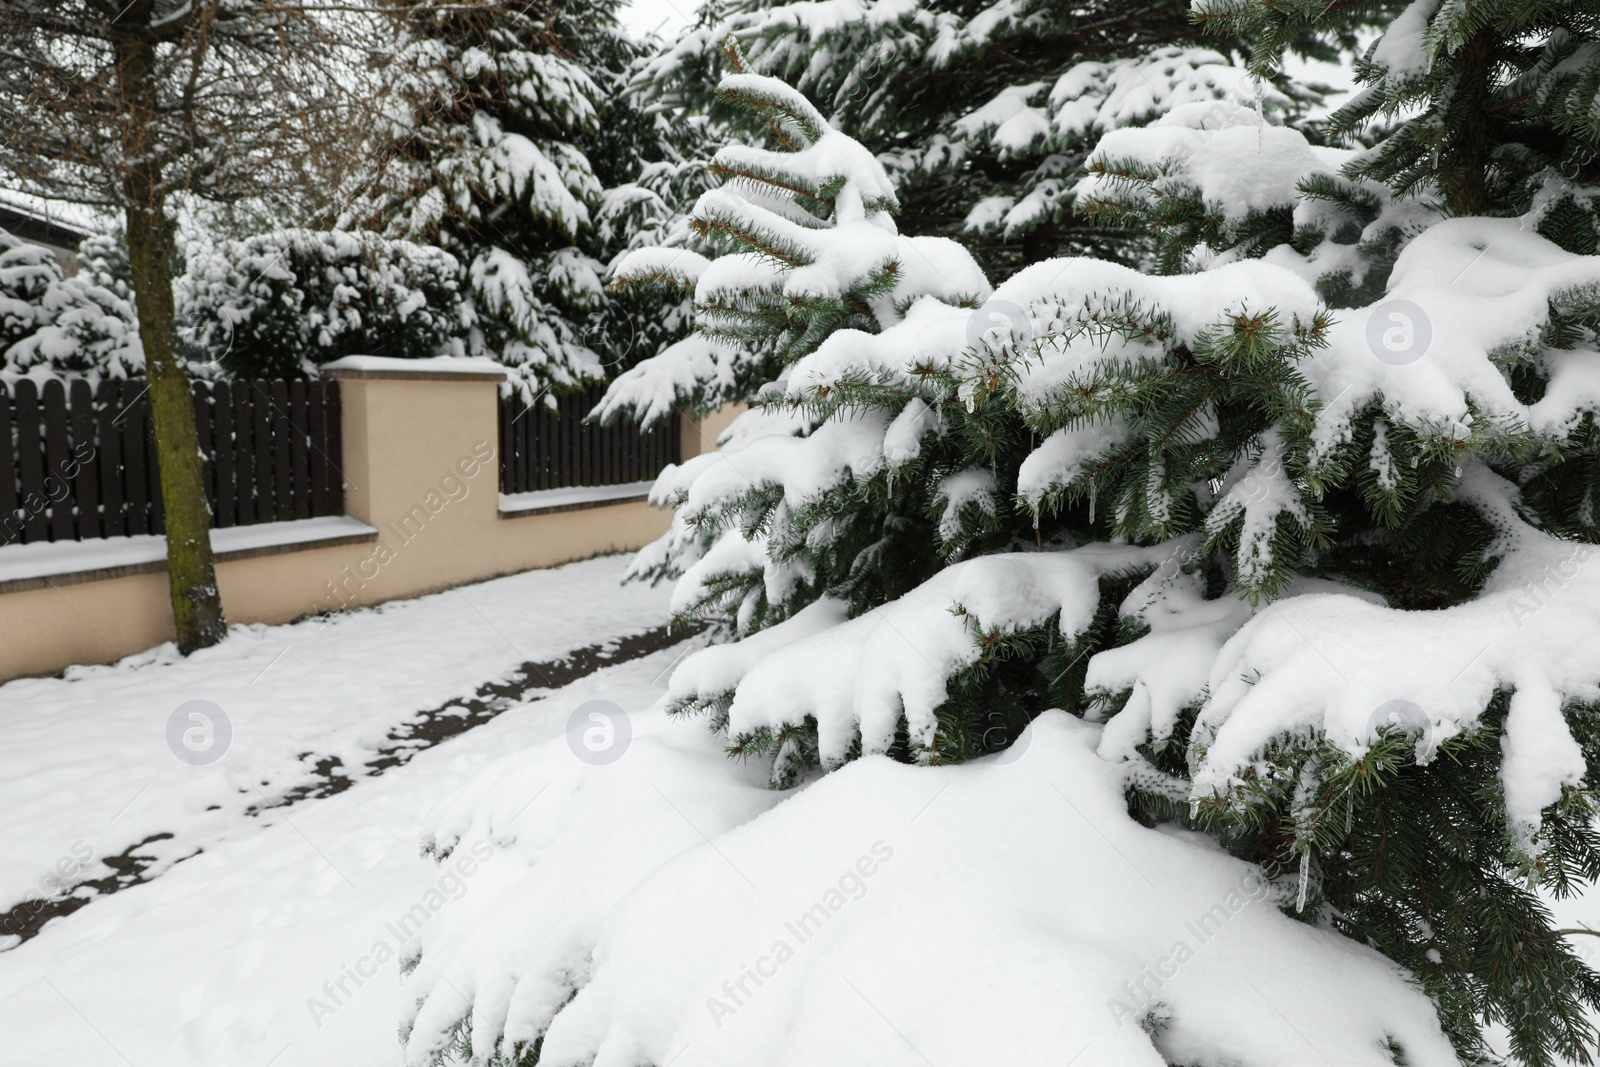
[400,710,1457,1066]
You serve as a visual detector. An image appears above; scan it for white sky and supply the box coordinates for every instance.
[619,0,701,40]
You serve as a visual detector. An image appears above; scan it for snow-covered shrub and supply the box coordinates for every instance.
[0,228,141,380]
[176,228,466,378]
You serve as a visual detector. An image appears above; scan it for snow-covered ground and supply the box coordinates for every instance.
[0,648,690,1064]
[0,554,676,929]
[0,555,691,1064]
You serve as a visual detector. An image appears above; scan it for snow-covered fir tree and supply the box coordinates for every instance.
[589,11,1600,1062]
[634,0,1356,278]
[0,229,141,380]
[347,0,711,396]
[391,48,1476,1067]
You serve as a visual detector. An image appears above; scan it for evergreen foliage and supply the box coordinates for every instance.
[605,9,1600,1058]
[348,0,711,396]
[0,229,141,380]
[1197,0,1600,220]
[176,229,466,378]
[636,0,1351,279]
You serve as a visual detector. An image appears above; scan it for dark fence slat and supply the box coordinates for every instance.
[122,384,151,535]
[564,396,579,490]
[289,380,310,520]
[252,381,274,524]
[69,379,100,539]
[501,394,517,494]
[213,382,235,528]
[0,387,16,546]
[231,380,255,527]
[96,382,126,538]
[270,380,292,522]
[598,389,614,486]
[308,381,331,515]
[536,401,551,491]
[41,379,74,540]
[516,399,532,495]
[571,396,582,489]
[554,395,567,490]
[13,380,49,541]
[323,379,343,514]
[580,393,594,488]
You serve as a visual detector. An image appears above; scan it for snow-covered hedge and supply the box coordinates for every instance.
[177,229,467,378]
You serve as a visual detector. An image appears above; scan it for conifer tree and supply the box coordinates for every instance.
[350,0,709,395]
[607,14,1600,1061]
[0,229,141,380]
[636,0,1358,278]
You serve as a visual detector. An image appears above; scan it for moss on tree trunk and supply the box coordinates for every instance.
[125,200,227,653]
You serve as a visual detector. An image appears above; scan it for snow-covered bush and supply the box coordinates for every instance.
[0,228,141,380]
[176,228,466,378]
[605,27,1600,1063]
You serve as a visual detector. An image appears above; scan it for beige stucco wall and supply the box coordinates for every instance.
[0,368,722,682]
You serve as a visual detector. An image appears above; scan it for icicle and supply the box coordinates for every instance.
[1410,454,1419,469]
[1088,483,1096,525]
[1345,793,1353,835]
[1296,852,1310,913]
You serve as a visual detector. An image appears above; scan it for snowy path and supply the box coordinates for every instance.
[0,639,685,1065]
[0,555,687,1064]
[0,556,675,942]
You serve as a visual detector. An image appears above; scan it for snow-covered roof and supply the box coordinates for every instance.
[0,188,106,253]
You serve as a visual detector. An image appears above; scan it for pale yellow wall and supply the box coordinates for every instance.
[0,369,712,682]
[681,403,746,460]
[0,571,174,680]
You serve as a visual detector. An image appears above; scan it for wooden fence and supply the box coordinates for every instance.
[3,375,675,550]
[499,382,680,495]
[0,378,343,547]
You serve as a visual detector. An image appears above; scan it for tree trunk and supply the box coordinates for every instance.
[125,200,228,653]
[1443,31,1493,218]
[111,1,227,654]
